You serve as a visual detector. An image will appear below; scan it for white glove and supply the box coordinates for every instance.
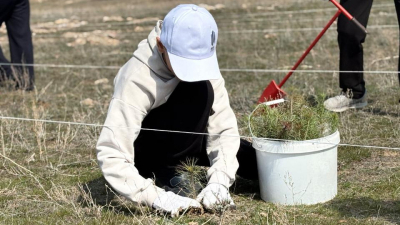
[196,183,235,210]
[152,191,202,217]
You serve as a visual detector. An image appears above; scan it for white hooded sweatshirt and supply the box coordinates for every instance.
[96,21,240,207]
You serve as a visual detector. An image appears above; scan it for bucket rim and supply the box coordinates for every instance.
[252,130,340,154]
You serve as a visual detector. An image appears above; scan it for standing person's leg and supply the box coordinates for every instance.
[338,0,373,98]
[0,0,16,82]
[0,44,12,82]
[337,0,373,98]
[325,0,373,112]
[5,0,34,90]
[395,0,400,87]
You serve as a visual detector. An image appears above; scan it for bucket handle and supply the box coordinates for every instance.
[248,99,285,148]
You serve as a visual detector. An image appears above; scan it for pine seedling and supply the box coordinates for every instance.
[175,158,207,199]
[250,94,339,141]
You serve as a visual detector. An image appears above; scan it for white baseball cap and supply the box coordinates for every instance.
[160,4,221,82]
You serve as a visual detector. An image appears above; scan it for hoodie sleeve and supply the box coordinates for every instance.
[206,78,240,188]
[96,62,165,207]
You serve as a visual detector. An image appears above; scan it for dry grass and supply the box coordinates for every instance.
[0,0,399,224]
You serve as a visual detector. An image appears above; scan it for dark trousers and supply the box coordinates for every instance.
[0,0,34,90]
[338,0,400,98]
[337,0,373,98]
[396,0,400,85]
[134,81,258,187]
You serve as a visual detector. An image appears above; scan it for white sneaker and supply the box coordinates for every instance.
[324,90,367,112]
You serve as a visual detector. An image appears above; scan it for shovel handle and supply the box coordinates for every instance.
[329,0,368,34]
[278,10,341,88]
[329,0,352,20]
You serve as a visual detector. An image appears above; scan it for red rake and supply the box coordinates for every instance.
[258,0,367,104]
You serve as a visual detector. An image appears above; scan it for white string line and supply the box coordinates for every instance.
[28,3,394,30]
[24,3,396,38]
[28,0,321,25]
[30,32,148,39]
[25,4,398,37]
[27,23,400,39]
[0,63,120,69]
[222,24,399,34]
[0,116,399,151]
[30,19,159,32]
[220,68,400,74]
[28,6,395,32]
[213,4,396,24]
[1,62,399,74]
[217,14,397,26]
[27,16,397,39]
[213,3,394,18]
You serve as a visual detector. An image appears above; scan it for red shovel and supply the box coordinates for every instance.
[258,0,367,104]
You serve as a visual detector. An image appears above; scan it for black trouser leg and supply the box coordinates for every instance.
[0,0,16,82]
[134,81,215,186]
[395,0,400,86]
[5,0,34,89]
[236,139,258,180]
[0,47,11,82]
[338,0,373,99]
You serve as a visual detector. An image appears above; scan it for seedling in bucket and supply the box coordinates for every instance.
[249,95,340,205]
[250,95,338,141]
[258,0,367,103]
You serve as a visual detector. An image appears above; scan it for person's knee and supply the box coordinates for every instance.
[338,31,364,44]
[6,24,32,40]
[337,32,365,56]
[236,139,258,180]
[337,16,368,45]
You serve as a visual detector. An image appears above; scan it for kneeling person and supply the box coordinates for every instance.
[96,4,256,216]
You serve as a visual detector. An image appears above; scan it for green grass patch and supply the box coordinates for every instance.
[338,147,372,168]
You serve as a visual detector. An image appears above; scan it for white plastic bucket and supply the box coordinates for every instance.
[252,131,340,205]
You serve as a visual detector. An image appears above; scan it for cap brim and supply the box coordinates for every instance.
[168,51,222,82]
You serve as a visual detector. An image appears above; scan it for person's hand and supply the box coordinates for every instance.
[196,183,236,211]
[152,191,202,217]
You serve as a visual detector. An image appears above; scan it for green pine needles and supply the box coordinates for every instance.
[249,95,339,141]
